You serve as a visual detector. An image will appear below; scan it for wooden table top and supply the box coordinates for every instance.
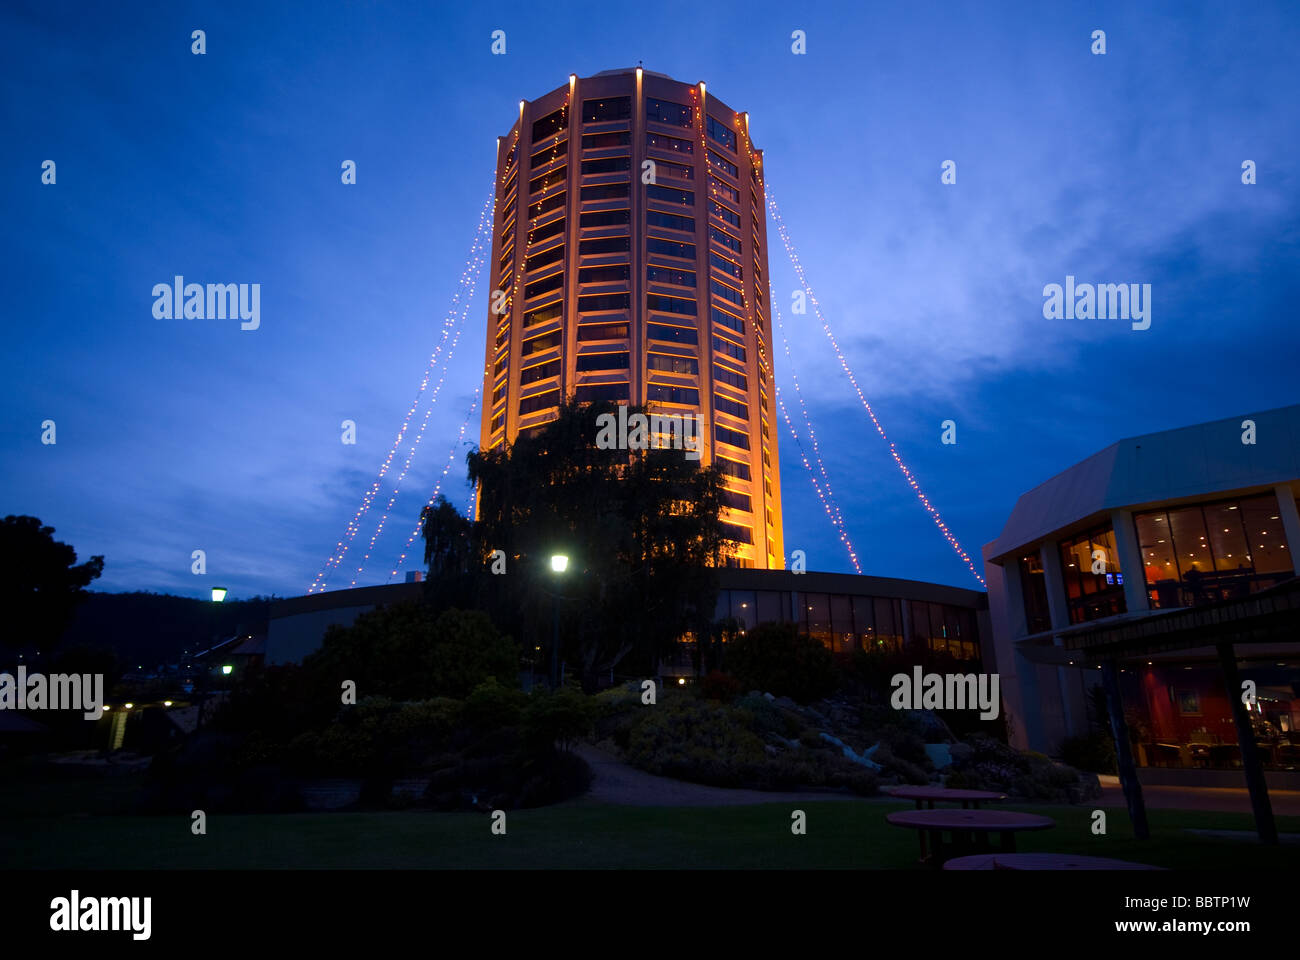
[944,853,1163,871]
[886,809,1056,832]
[886,787,1008,802]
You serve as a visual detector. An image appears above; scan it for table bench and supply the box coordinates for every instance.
[886,809,1055,868]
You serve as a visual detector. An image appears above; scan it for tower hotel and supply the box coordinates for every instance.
[479,68,784,569]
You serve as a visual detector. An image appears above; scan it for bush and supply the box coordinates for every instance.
[1060,731,1117,775]
[522,686,596,752]
[464,678,527,731]
[700,670,744,702]
[725,622,838,703]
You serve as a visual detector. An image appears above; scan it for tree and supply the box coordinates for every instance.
[725,621,838,703]
[303,603,518,700]
[430,398,729,691]
[0,515,104,654]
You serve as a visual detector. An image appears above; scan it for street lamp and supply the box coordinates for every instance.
[211,586,228,602]
[549,554,568,689]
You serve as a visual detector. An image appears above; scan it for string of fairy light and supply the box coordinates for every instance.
[386,382,481,582]
[765,187,986,587]
[347,297,475,588]
[771,291,862,573]
[306,188,494,594]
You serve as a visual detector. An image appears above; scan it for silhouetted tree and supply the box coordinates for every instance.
[0,515,104,654]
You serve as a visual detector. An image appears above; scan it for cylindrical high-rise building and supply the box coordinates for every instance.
[480,68,783,569]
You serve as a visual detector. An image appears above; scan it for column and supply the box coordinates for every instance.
[1273,484,1300,577]
[1110,508,1150,613]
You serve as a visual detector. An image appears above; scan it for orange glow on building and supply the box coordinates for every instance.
[480,69,784,568]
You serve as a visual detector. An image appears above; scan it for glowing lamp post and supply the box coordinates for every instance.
[211,586,228,603]
[549,554,568,689]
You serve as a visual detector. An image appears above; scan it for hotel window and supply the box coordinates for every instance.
[529,166,567,195]
[646,323,697,345]
[714,395,748,421]
[646,383,699,405]
[709,176,740,204]
[1058,525,1127,624]
[715,424,749,450]
[647,184,694,207]
[721,489,752,512]
[713,335,745,362]
[529,139,567,168]
[647,353,698,375]
[532,109,566,142]
[720,521,754,546]
[713,364,746,390]
[582,156,631,175]
[711,200,741,227]
[647,237,695,260]
[711,278,743,306]
[575,351,628,372]
[520,358,560,385]
[646,265,696,287]
[576,321,628,341]
[518,388,561,416]
[1135,492,1292,608]
[646,293,697,316]
[654,159,694,181]
[645,132,693,154]
[710,226,742,254]
[582,96,631,123]
[646,210,695,233]
[710,252,742,281]
[581,183,630,202]
[582,130,630,150]
[711,306,744,335]
[526,245,564,272]
[524,271,564,299]
[708,150,739,177]
[578,292,630,312]
[528,191,566,219]
[579,264,629,284]
[531,217,565,242]
[521,330,562,356]
[645,98,693,128]
[574,383,629,404]
[1018,553,1051,634]
[580,209,630,228]
[580,236,631,255]
[523,301,562,328]
[851,595,876,650]
[715,456,750,481]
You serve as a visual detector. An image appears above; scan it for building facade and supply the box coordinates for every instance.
[480,68,784,568]
[982,405,1300,778]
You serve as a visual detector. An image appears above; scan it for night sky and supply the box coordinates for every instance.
[3,0,1297,600]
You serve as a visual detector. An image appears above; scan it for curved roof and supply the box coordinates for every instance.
[984,404,1300,563]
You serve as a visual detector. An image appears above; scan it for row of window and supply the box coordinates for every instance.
[1018,491,1293,631]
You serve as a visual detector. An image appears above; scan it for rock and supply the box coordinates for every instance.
[819,732,881,770]
[761,692,775,701]
[924,743,953,770]
[774,696,797,710]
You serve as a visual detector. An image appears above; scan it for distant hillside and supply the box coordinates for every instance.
[59,591,274,667]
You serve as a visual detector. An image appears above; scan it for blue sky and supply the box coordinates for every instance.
[2,0,1298,600]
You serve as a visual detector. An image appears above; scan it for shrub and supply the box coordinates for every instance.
[464,678,528,731]
[700,670,744,702]
[521,686,596,752]
[725,622,838,703]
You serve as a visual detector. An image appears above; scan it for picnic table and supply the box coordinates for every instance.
[944,853,1163,871]
[886,809,1055,868]
[885,786,1007,809]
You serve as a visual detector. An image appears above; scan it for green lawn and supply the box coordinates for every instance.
[1,773,1296,869]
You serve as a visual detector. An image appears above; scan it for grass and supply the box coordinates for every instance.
[2,771,1297,869]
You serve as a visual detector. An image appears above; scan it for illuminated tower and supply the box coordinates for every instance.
[480,68,783,569]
